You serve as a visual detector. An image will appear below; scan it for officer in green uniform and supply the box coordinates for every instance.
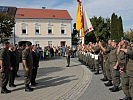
[66,46,71,67]
[22,42,33,92]
[120,44,133,100]
[94,44,100,74]
[98,40,112,83]
[108,40,120,92]
[0,42,11,94]
[118,40,132,100]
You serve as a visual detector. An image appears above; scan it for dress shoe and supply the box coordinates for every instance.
[25,87,34,92]
[94,71,99,75]
[119,97,132,100]
[9,84,17,87]
[66,65,69,67]
[1,89,11,94]
[110,86,119,92]
[100,77,108,82]
[104,81,113,87]
[31,82,38,86]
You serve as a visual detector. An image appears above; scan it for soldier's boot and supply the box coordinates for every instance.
[94,70,99,75]
[109,86,119,92]
[100,76,108,82]
[25,84,34,92]
[104,80,113,87]
[119,97,132,100]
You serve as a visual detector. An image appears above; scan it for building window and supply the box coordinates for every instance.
[48,41,52,47]
[48,27,52,34]
[22,26,27,34]
[35,26,40,35]
[61,27,65,34]
[21,23,27,34]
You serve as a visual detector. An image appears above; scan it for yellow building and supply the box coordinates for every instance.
[14,8,72,47]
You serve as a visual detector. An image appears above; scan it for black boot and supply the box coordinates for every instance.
[1,87,11,94]
[25,84,34,92]
[104,80,112,87]
[110,86,119,92]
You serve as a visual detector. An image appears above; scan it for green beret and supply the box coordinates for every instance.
[26,42,32,46]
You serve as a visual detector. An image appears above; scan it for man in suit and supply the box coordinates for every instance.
[31,45,39,86]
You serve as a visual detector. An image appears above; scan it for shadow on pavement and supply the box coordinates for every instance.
[15,67,65,81]
[35,75,78,90]
[70,63,83,67]
[12,76,77,92]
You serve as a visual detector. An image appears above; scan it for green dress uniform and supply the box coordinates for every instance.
[66,47,71,67]
[118,48,131,99]
[94,46,100,74]
[22,49,33,90]
[108,47,120,92]
[104,45,113,86]
[126,47,133,99]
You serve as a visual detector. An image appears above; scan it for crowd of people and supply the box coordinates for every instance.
[77,39,133,100]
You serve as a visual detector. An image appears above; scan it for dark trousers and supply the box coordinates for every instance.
[15,63,19,75]
[66,56,70,66]
[31,67,38,84]
[9,69,16,85]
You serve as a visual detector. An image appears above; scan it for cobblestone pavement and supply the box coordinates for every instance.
[0,57,92,100]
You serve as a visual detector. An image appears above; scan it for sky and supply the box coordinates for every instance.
[0,0,133,32]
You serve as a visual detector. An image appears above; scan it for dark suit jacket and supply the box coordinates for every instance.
[32,51,39,68]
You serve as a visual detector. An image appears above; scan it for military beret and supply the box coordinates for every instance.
[26,42,32,46]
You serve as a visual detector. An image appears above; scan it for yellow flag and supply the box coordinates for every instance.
[76,3,82,31]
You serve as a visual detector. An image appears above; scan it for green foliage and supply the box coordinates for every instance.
[124,29,133,42]
[0,13,15,43]
[110,13,123,41]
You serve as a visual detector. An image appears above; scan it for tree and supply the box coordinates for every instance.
[84,16,111,43]
[0,13,15,43]
[124,29,133,42]
[110,13,124,41]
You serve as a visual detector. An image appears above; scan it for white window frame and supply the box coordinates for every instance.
[61,27,65,34]
[21,23,27,35]
[35,25,40,35]
[48,27,52,34]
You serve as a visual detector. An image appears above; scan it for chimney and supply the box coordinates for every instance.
[42,7,46,9]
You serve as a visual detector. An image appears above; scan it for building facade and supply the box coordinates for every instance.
[14,8,72,47]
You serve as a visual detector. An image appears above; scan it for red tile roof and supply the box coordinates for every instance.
[16,8,72,20]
